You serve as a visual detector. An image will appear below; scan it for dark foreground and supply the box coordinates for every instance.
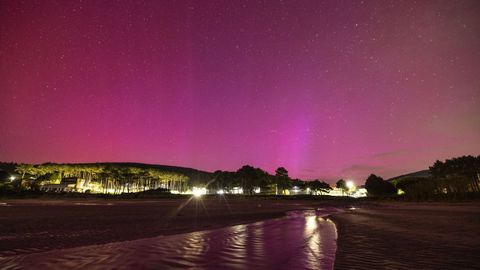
[0,196,337,255]
[0,197,479,269]
[332,202,480,269]
[1,210,338,269]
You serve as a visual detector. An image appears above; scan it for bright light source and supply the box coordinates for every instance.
[217,189,225,195]
[346,181,354,189]
[254,187,261,194]
[193,189,203,197]
[232,187,243,194]
[192,187,206,198]
[9,176,15,181]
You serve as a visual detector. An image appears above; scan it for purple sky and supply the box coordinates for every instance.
[1,0,479,183]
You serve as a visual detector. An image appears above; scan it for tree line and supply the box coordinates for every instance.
[3,155,477,198]
[211,165,332,195]
[6,163,189,194]
[365,155,480,198]
[1,163,333,195]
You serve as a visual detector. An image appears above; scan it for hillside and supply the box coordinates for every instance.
[1,162,214,185]
[387,170,431,182]
[66,162,213,185]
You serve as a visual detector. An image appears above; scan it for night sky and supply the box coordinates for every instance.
[1,0,479,182]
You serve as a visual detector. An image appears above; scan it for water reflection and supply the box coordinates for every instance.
[1,210,337,270]
[305,215,320,269]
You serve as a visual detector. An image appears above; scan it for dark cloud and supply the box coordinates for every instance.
[372,150,405,158]
[342,164,383,174]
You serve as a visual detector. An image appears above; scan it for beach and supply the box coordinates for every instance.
[1,197,479,269]
[0,196,339,256]
[332,202,480,269]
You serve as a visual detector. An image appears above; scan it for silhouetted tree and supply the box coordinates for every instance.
[237,165,257,194]
[429,155,480,193]
[336,179,347,194]
[307,180,332,195]
[365,174,396,196]
[275,167,291,194]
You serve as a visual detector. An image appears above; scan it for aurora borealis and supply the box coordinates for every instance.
[1,0,479,182]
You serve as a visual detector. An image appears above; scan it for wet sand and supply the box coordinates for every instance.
[0,210,338,270]
[331,202,480,269]
[1,198,479,269]
[0,197,337,256]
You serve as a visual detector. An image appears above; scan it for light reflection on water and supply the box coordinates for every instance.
[1,210,337,270]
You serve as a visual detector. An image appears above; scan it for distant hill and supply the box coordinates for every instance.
[387,170,431,182]
[0,162,214,185]
[74,162,214,184]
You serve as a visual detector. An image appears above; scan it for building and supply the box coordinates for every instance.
[40,177,81,192]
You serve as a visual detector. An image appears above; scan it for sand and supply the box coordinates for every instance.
[331,202,480,269]
[1,197,479,269]
[0,197,335,256]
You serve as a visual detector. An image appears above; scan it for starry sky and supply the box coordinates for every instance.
[1,0,479,182]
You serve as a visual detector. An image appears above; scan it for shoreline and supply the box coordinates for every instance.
[0,197,345,256]
[330,202,480,269]
[1,206,339,269]
[1,198,479,269]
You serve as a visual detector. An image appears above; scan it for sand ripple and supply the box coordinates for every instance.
[0,210,337,270]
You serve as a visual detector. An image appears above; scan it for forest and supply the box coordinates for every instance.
[0,162,332,195]
[1,155,478,198]
[365,155,480,198]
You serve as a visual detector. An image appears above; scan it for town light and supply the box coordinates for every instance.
[192,187,206,198]
[346,181,354,189]
[9,176,15,181]
[232,187,243,194]
[193,189,203,197]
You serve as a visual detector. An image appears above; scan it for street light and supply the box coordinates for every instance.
[9,176,16,181]
[192,187,206,198]
[346,181,354,190]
